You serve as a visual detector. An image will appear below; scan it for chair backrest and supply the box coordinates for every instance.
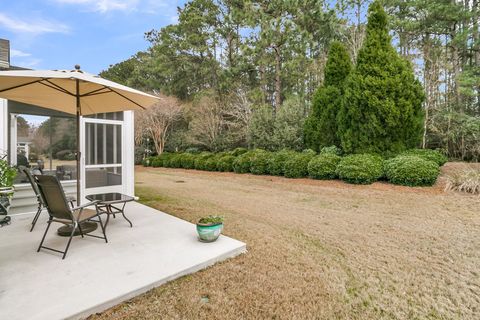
[34,175,73,221]
[22,168,44,206]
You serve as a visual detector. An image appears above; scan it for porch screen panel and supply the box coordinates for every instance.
[85,120,122,189]
[85,123,122,166]
[85,167,122,188]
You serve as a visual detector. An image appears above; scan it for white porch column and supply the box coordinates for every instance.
[0,98,7,155]
[9,113,17,164]
[123,111,135,196]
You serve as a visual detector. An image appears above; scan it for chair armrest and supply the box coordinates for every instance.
[71,200,100,211]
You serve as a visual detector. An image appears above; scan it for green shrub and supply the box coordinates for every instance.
[150,153,171,167]
[204,155,220,171]
[217,155,236,172]
[159,152,173,167]
[28,152,39,162]
[194,152,214,170]
[151,157,163,167]
[56,149,74,160]
[336,154,383,184]
[179,153,196,169]
[267,150,296,176]
[249,150,272,175]
[384,155,439,186]
[233,151,255,173]
[308,154,342,179]
[142,156,155,167]
[400,149,447,166]
[320,145,342,156]
[302,149,317,156]
[0,156,17,188]
[284,153,315,178]
[230,147,248,156]
[64,153,76,161]
[185,147,200,154]
[167,153,183,168]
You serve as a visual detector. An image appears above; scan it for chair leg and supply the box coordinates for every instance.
[97,215,108,243]
[105,212,110,230]
[37,219,52,252]
[77,222,85,238]
[62,222,77,259]
[30,205,42,232]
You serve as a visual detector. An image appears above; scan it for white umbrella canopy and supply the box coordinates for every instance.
[0,65,160,202]
[0,66,159,115]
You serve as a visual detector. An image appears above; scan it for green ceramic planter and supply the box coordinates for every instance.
[196,222,223,242]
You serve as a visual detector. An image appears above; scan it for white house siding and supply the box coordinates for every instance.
[0,98,7,154]
[8,181,77,215]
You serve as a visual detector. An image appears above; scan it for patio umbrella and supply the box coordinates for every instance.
[0,65,160,202]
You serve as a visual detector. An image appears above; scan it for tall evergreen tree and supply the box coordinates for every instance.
[337,0,424,154]
[304,41,352,151]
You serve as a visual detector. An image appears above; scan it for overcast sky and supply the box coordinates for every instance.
[1,0,184,74]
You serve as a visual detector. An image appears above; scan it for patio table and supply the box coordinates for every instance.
[86,193,135,229]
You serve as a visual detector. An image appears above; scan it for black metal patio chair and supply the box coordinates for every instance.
[22,168,75,232]
[35,175,108,259]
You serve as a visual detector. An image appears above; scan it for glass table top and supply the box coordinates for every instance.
[86,192,134,204]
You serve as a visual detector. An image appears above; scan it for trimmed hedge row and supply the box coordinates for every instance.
[143,148,445,187]
[336,154,384,184]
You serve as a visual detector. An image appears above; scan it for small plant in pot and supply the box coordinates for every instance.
[0,154,17,227]
[196,215,224,242]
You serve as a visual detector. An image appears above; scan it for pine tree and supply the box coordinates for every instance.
[337,0,425,154]
[304,41,352,151]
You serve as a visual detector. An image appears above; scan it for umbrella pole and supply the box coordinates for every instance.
[76,78,81,204]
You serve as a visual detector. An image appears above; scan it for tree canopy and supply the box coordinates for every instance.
[304,41,352,151]
[337,1,424,154]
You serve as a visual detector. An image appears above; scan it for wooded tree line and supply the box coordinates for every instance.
[100,0,480,161]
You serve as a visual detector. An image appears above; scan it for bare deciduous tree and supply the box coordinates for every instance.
[135,95,182,155]
[188,89,252,151]
[188,94,226,151]
[224,88,252,143]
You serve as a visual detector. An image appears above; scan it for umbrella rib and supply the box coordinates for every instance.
[0,78,46,93]
[109,87,147,110]
[40,80,75,96]
[80,86,111,97]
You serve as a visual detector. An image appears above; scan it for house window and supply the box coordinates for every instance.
[11,114,77,184]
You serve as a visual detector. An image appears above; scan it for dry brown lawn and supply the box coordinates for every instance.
[91,163,480,320]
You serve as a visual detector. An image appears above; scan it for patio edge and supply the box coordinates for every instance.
[67,241,247,320]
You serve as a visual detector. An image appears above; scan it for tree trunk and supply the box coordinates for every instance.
[422,34,431,148]
[259,63,267,104]
[472,0,480,112]
[273,45,282,113]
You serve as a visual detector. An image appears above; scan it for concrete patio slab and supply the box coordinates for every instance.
[0,202,246,320]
